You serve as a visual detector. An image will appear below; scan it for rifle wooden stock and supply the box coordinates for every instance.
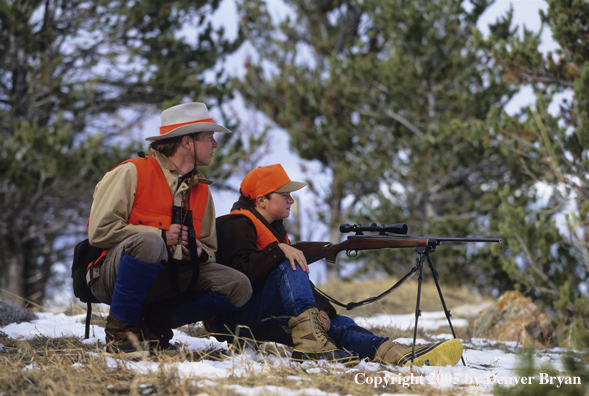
[292,237,431,265]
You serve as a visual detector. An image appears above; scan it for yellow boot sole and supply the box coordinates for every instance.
[397,339,463,367]
[291,348,360,366]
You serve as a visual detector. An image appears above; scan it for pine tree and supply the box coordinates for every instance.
[487,0,589,333]
[236,0,389,282]
[338,0,532,287]
[236,0,525,284]
[0,0,249,305]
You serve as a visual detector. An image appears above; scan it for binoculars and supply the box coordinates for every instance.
[172,205,196,238]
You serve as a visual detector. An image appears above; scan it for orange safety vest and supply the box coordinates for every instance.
[229,208,289,250]
[88,155,209,269]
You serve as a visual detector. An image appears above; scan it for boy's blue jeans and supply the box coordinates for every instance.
[217,261,387,359]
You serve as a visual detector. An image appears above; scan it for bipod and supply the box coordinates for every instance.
[410,244,466,366]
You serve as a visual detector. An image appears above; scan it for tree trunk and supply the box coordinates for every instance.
[325,226,342,284]
[0,254,25,306]
[325,192,343,283]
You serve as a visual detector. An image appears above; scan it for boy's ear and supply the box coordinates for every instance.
[255,195,266,208]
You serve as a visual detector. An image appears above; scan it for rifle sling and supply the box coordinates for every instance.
[312,266,418,310]
[169,236,200,296]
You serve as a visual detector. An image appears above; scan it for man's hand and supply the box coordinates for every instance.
[164,224,188,248]
[278,243,309,273]
[164,224,203,260]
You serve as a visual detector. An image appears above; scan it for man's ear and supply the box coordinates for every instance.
[182,135,192,149]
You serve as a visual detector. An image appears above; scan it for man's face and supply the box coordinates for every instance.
[193,131,218,166]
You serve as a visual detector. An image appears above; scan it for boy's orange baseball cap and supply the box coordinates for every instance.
[241,164,306,199]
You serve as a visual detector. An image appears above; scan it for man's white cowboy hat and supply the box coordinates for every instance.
[145,102,231,141]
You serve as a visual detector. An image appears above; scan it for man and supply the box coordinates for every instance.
[211,164,464,367]
[87,102,252,357]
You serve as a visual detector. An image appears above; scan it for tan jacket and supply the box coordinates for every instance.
[88,149,217,263]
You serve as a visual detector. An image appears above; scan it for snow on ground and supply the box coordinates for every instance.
[354,311,468,331]
[0,311,577,395]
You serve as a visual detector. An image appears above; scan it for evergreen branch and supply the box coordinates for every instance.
[383,108,426,139]
[517,157,540,182]
[511,71,575,90]
[528,285,561,298]
[513,230,560,296]
[532,107,565,186]
[357,108,425,139]
[567,223,589,274]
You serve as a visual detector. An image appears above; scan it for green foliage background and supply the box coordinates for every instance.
[0,0,257,305]
[1,0,589,349]
[235,0,589,337]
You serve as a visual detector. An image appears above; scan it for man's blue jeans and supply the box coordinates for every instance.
[217,260,387,359]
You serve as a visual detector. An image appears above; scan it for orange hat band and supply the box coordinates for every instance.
[159,118,213,135]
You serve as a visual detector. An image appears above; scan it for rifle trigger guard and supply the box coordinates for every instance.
[346,250,358,258]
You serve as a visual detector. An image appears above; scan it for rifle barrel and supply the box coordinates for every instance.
[427,237,502,243]
[348,235,502,244]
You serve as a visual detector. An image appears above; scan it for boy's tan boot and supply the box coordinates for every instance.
[375,339,463,367]
[287,308,358,365]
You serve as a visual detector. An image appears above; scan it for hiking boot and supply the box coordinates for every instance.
[142,310,178,355]
[375,339,463,367]
[151,341,181,355]
[203,316,236,345]
[141,322,180,355]
[287,308,359,365]
[104,313,149,359]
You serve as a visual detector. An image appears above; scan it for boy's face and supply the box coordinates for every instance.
[262,192,294,222]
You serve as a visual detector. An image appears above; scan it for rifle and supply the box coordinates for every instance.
[292,222,501,265]
[292,222,501,367]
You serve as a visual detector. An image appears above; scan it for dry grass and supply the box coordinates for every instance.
[0,277,493,395]
[0,331,460,396]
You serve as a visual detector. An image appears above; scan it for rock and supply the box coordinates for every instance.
[451,301,494,320]
[0,299,38,327]
[463,290,558,348]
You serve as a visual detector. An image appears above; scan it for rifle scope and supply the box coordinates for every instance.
[340,223,408,235]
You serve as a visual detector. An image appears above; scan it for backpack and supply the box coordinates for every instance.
[71,239,102,338]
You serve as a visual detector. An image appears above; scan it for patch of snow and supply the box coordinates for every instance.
[0,310,577,394]
[354,311,468,331]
